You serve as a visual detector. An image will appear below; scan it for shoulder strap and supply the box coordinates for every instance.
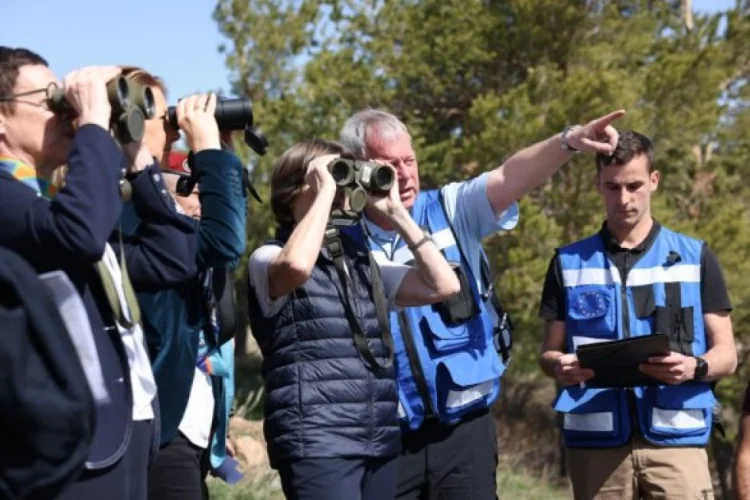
[324,225,394,371]
[203,266,238,348]
[436,189,513,363]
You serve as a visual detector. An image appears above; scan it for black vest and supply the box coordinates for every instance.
[248,230,400,467]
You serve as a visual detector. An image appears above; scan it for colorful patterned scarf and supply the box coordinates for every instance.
[0,157,58,199]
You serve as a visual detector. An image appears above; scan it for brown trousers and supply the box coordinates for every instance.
[566,436,714,499]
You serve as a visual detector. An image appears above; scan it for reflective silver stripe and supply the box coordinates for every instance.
[392,227,457,264]
[571,336,609,351]
[563,412,614,432]
[652,408,706,430]
[562,264,700,288]
[626,264,701,287]
[562,268,619,287]
[370,249,389,265]
[397,402,406,419]
[445,380,493,409]
[431,227,456,251]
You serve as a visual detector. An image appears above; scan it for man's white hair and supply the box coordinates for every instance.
[340,109,409,159]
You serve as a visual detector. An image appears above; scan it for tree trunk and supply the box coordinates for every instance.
[682,0,694,30]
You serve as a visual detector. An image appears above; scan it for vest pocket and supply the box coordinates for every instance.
[566,286,616,338]
[435,352,503,417]
[421,308,482,353]
[654,306,695,355]
[554,387,624,444]
[431,264,479,326]
[645,384,715,438]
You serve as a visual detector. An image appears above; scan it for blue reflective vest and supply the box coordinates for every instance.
[553,226,716,448]
[368,189,506,430]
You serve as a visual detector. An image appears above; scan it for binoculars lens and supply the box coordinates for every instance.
[131,85,156,120]
[325,158,396,214]
[108,77,130,113]
[329,159,355,186]
[371,165,395,192]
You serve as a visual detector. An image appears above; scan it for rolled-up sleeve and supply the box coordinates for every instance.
[441,172,519,241]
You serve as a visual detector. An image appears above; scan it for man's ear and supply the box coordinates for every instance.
[0,111,6,137]
[650,170,660,192]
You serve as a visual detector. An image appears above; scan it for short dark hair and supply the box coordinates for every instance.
[595,130,654,173]
[270,138,353,228]
[0,47,48,114]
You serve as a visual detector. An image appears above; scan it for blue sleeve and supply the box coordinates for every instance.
[192,150,247,269]
[440,172,519,242]
[0,125,124,269]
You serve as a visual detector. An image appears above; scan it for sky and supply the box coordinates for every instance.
[3,0,738,106]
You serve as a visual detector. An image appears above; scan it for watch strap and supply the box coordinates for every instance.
[561,125,581,153]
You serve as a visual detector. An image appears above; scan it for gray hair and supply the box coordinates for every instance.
[339,109,409,159]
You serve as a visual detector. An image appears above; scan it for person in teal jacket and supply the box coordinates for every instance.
[118,66,247,500]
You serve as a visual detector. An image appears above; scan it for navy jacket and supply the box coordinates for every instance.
[122,149,247,446]
[0,125,197,469]
[0,246,95,500]
[248,230,400,468]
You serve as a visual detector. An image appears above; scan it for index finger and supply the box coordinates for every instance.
[604,124,619,150]
[82,65,122,83]
[647,354,680,364]
[204,92,217,115]
[590,109,626,129]
[308,154,340,172]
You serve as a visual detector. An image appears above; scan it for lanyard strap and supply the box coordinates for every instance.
[96,229,141,328]
[323,225,393,371]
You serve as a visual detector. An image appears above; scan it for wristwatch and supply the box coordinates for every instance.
[561,125,581,153]
[408,232,434,252]
[693,356,709,381]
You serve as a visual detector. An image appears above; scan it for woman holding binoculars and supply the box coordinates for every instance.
[247,138,460,500]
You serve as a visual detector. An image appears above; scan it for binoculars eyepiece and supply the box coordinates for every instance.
[327,158,395,213]
[47,77,155,144]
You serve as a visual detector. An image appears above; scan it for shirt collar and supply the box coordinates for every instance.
[363,213,398,244]
[598,218,661,254]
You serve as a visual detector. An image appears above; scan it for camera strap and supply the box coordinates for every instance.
[202,266,238,348]
[324,225,394,371]
[437,190,513,364]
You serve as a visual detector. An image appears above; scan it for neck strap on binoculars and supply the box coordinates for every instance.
[323,224,394,371]
[96,228,141,329]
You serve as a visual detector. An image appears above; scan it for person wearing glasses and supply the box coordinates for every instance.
[0,47,199,499]
[118,67,247,500]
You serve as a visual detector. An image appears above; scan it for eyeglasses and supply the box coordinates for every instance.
[0,83,56,108]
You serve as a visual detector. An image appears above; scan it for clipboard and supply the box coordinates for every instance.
[575,334,671,388]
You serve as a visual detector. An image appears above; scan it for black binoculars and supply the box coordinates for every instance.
[166,97,268,156]
[47,77,155,144]
[327,158,395,213]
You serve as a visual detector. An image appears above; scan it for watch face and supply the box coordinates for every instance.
[695,358,708,379]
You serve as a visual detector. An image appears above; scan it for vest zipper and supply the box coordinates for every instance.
[621,253,630,338]
[398,311,435,419]
[619,253,638,437]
